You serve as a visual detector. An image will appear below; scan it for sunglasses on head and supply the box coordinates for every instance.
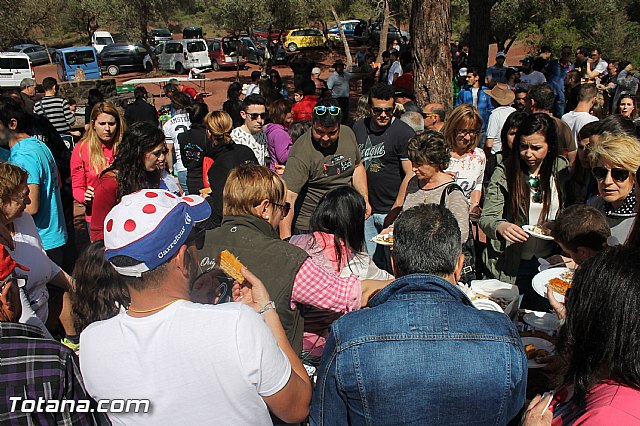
[271,201,291,216]
[314,105,341,116]
[247,112,267,120]
[371,106,395,116]
[592,167,630,182]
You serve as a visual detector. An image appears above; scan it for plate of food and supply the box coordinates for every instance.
[523,311,561,331]
[522,225,554,241]
[522,337,556,368]
[532,267,573,303]
[371,232,394,246]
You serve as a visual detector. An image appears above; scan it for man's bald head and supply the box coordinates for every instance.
[423,103,446,130]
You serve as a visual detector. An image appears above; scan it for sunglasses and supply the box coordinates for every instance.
[592,167,630,182]
[271,201,291,216]
[455,129,481,137]
[247,112,268,120]
[314,105,341,116]
[371,106,395,116]
[150,148,169,157]
[422,113,438,118]
[529,175,542,203]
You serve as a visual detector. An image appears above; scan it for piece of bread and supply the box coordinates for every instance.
[217,250,245,282]
[548,277,571,295]
[525,344,536,359]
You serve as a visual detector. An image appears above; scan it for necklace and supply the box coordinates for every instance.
[127,298,188,313]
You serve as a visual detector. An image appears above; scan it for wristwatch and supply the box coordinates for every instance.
[258,301,276,315]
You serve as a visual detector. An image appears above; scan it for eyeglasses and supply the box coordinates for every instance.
[247,112,267,120]
[271,201,291,216]
[313,105,341,116]
[592,167,630,182]
[455,129,481,138]
[150,148,169,157]
[371,106,395,116]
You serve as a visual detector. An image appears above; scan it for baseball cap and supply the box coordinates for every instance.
[311,67,321,75]
[520,56,534,64]
[0,246,29,282]
[496,51,506,59]
[104,189,211,277]
[458,67,468,77]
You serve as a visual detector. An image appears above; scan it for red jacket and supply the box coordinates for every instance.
[292,96,318,122]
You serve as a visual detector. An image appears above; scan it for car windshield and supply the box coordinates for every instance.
[64,50,96,65]
[154,30,171,37]
[0,57,30,69]
[187,41,206,53]
[96,37,113,45]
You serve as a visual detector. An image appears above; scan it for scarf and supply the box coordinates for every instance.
[604,193,637,217]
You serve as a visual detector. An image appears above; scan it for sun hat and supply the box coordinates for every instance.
[483,83,516,106]
[104,189,211,277]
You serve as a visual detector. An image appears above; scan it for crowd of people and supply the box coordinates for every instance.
[0,39,639,426]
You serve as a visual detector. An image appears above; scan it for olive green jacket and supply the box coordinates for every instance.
[479,157,570,283]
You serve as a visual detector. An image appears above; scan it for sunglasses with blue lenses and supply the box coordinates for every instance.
[313,105,341,116]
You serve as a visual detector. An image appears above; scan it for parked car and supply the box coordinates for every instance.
[370,22,410,43]
[183,26,204,39]
[55,46,101,81]
[0,52,34,87]
[253,28,287,39]
[8,44,50,66]
[149,28,172,46]
[284,28,333,52]
[154,39,211,74]
[91,31,114,54]
[327,20,365,43]
[206,37,247,71]
[99,43,153,76]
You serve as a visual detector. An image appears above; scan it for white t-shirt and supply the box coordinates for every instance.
[519,71,547,89]
[163,112,191,172]
[231,126,268,166]
[561,111,599,145]
[80,300,291,425]
[471,88,479,107]
[387,61,403,85]
[593,59,608,77]
[444,147,487,199]
[486,106,517,153]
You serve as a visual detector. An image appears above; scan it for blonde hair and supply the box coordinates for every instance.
[589,134,640,173]
[223,164,286,217]
[0,163,28,201]
[442,104,483,152]
[205,110,233,146]
[79,102,125,174]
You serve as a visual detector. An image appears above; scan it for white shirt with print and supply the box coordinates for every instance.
[231,127,268,166]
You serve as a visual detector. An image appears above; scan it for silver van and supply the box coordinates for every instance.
[154,39,211,74]
[0,52,34,87]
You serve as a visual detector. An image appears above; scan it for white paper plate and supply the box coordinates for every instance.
[522,225,554,241]
[371,232,393,246]
[532,267,571,303]
[522,337,556,369]
[523,311,561,331]
[471,298,504,313]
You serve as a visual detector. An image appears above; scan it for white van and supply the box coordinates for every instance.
[0,52,34,87]
[154,39,211,74]
[91,31,114,54]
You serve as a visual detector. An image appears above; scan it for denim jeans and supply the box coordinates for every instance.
[364,213,387,256]
[177,170,188,194]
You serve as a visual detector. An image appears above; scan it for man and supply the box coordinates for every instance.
[399,111,424,134]
[168,78,198,100]
[564,70,581,113]
[533,45,552,72]
[422,103,446,132]
[386,50,403,85]
[518,57,546,90]
[310,204,527,425]
[513,88,530,112]
[289,53,316,90]
[452,67,467,104]
[231,94,269,166]
[378,50,391,85]
[529,83,577,165]
[352,83,415,256]
[0,247,105,424]
[392,62,413,93]
[162,91,192,187]
[393,87,420,113]
[585,47,608,82]
[0,98,67,264]
[80,190,311,424]
[124,86,159,127]
[19,78,36,113]
[281,99,369,238]
[455,67,493,133]
[311,66,326,96]
[360,53,377,95]
[561,83,599,144]
[326,60,354,124]
[244,71,261,96]
[484,83,516,155]
[545,46,573,117]
[572,46,588,77]
[486,51,507,87]
[32,77,75,142]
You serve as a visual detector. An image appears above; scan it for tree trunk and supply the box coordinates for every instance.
[411,0,452,107]
[331,7,353,69]
[467,0,496,77]
[376,0,390,64]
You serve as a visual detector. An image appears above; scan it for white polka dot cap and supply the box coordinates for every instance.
[104,189,211,277]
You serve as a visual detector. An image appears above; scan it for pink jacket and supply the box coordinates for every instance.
[70,141,114,222]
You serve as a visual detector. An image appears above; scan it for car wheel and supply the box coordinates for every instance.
[212,60,220,71]
[175,62,185,74]
[107,65,119,76]
[287,43,298,52]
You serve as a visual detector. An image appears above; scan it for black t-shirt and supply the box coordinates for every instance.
[178,124,211,195]
[352,117,415,213]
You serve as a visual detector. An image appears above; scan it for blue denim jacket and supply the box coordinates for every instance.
[455,86,494,132]
[310,274,527,425]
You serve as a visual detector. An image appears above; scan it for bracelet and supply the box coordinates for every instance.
[258,301,276,315]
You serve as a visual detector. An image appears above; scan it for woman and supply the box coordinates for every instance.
[202,111,258,230]
[71,101,125,231]
[222,82,243,128]
[263,99,293,172]
[0,163,76,341]
[587,134,640,244]
[198,164,390,355]
[442,104,486,221]
[613,62,639,109]
[90,122,174,242]
[480,113,569,310]
[616,93,638,120]
[178,102,210,195]
[523,246,640,425]
[270,69,289,100]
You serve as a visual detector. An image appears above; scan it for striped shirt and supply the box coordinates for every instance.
[33,96,75,134]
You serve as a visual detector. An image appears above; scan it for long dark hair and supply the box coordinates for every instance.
[309,186,366,269]
[499,110,527,160]
[71,242,129,332]
[625,170,640,248]
[507,113,559,223]
[106,122,165,200]
[559,246,640,401]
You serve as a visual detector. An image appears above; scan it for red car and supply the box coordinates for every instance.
[206,37,248,71]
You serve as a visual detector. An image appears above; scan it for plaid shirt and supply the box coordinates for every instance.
[0,322,108,425]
